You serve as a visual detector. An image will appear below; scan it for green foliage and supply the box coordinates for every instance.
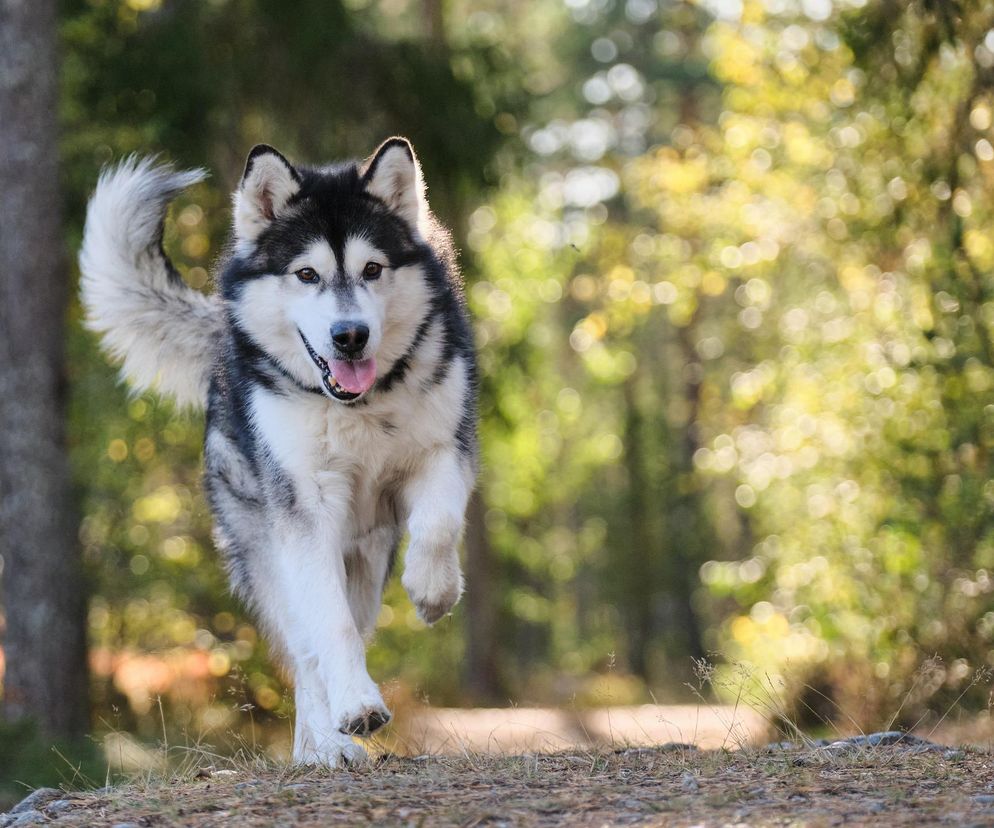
[680,0,994,724]
[468,0,994,725]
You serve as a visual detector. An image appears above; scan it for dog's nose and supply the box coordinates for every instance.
[331,322,369,355]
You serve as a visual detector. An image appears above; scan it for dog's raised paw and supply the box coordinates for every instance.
[415,599,454,625]
[402,552,463,626]
[340,706,391,737]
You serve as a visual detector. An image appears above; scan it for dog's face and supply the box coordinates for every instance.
[226,139,432,403]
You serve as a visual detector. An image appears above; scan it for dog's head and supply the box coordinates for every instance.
[225,138,434,403]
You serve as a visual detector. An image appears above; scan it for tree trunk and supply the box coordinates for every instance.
[621,376,655,677]
[416,0,500,703]
[0,0,89,740]
[422,0,445,47]
[462,490,503,702]
[669,325,707,664]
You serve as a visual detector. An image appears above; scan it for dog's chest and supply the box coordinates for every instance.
[249,350,469,532]
[250,388,423,528]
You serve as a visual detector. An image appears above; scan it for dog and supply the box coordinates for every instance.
[79,138,478,766]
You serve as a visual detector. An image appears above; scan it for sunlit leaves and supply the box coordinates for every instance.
[682,0,994,722]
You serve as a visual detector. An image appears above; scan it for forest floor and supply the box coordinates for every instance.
[4,737,994,827]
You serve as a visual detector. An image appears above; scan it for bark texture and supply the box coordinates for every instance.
[463,490,503,701]
[0,0,89,739]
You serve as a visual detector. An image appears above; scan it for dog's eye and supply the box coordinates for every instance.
[362,262,383,280]
[295,267,319,284]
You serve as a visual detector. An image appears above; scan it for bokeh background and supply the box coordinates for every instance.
[4,0,994,794]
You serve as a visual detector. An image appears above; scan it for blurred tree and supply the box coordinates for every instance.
[0,0,89,739]
[466,0,723,694]
[675,0,994,726]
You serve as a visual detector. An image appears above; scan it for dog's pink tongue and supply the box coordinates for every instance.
[329,358,377,394]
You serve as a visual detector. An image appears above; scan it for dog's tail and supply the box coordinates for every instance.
[79,157,223,409]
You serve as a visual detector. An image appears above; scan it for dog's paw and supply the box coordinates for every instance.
[294,736,368,768]
[402,548,463,624]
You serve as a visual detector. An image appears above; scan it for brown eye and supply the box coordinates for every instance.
[295,267,319,284]
[363,261,383,280]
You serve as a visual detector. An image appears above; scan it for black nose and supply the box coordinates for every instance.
[331,322,369,355]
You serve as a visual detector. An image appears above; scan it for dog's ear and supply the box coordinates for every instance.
[234,145,301,245]
[361,137,427,232]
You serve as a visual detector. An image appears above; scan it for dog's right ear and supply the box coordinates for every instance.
[234,145,301,246]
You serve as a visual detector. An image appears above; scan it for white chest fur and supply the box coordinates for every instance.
[248,355,469,538]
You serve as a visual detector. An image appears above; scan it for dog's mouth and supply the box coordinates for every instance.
[299,331,376,403]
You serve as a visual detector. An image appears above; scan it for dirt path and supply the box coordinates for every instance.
[384,703,769,754]
[5,742,994,827]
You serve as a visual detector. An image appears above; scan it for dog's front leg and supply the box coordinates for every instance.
[292,659,366,766]
[272,520,391,765]
[402,448,474,624]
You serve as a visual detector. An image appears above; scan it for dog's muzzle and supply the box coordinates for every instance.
[298,330,363,402]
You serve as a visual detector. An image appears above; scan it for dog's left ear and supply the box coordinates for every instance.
[234,144,301,246]
[362,137,427,232]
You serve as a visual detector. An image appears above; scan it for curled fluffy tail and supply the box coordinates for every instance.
[79,157,222,409]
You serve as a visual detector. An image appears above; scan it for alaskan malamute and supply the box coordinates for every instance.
[79,139,478,765]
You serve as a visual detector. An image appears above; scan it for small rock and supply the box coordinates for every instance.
[816,731,947,753]
[10,811,46,827]
[111,822,142,828]
[11,789,62,815]
[972,795,994,806]
[212,769,237,779]
[854,732,942,750]
[45,799,77,815]
[765,738,832,751]
[821,740,859,754]
[865,731,909,746]
[680,772,699,793]
[865,731,933,748]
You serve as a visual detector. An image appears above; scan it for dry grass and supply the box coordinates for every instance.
[11,659,994,826]
[16,743,994,827]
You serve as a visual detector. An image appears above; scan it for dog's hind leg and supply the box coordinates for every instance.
[346,526,401,640]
